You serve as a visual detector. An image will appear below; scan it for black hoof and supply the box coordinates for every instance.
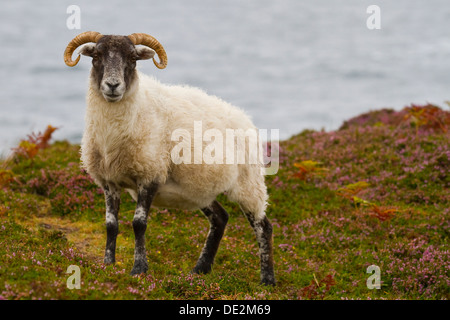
[130,261,148,276]
[192,264,212,275]
[104,256,115,265]
[260,276,276,286]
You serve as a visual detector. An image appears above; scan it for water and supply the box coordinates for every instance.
[1,0,450,157]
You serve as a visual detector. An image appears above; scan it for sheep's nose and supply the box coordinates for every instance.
[106,82,120,92]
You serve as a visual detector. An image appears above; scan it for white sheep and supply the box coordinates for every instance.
[64,31,275,285]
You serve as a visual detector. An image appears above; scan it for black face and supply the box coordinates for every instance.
[80,35,155,102]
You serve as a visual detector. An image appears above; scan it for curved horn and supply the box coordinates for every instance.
[128,33,168,69]
[64,31,103,67]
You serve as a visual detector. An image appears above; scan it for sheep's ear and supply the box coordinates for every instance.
[136,47,155,60]
[79,44,96,57]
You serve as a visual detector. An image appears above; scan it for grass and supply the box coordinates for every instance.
[0,104,448,300]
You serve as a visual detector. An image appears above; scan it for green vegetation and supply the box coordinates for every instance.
[0,104,448,299]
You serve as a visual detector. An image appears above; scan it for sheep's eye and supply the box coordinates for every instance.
[93,54,99,60]
[130,57,137,63]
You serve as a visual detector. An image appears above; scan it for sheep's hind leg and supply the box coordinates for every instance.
[243,211,276,286]
[192,200,229,274]
[130,182,158,275]
[103,184,121,264]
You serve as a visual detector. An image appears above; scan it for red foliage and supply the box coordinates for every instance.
[403,103,449,132]
[12,125,58,159]
[298,274,336,299]
[369,206,398,222]
[25,125,58,149]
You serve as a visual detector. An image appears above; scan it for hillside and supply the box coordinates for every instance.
[0,103,448,300]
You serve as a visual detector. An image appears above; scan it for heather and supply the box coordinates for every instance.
[0,104,448,299]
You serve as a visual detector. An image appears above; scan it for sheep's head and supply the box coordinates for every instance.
[64,31,167,102]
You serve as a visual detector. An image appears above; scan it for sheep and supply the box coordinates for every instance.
[63,31,275,285]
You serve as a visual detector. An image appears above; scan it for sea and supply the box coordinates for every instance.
[1,0,449,157]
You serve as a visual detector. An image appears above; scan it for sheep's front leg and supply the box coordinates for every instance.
[130,182,158,275]
[103,184,121,264]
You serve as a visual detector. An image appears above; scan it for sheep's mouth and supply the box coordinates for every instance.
[103,93,122,102]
